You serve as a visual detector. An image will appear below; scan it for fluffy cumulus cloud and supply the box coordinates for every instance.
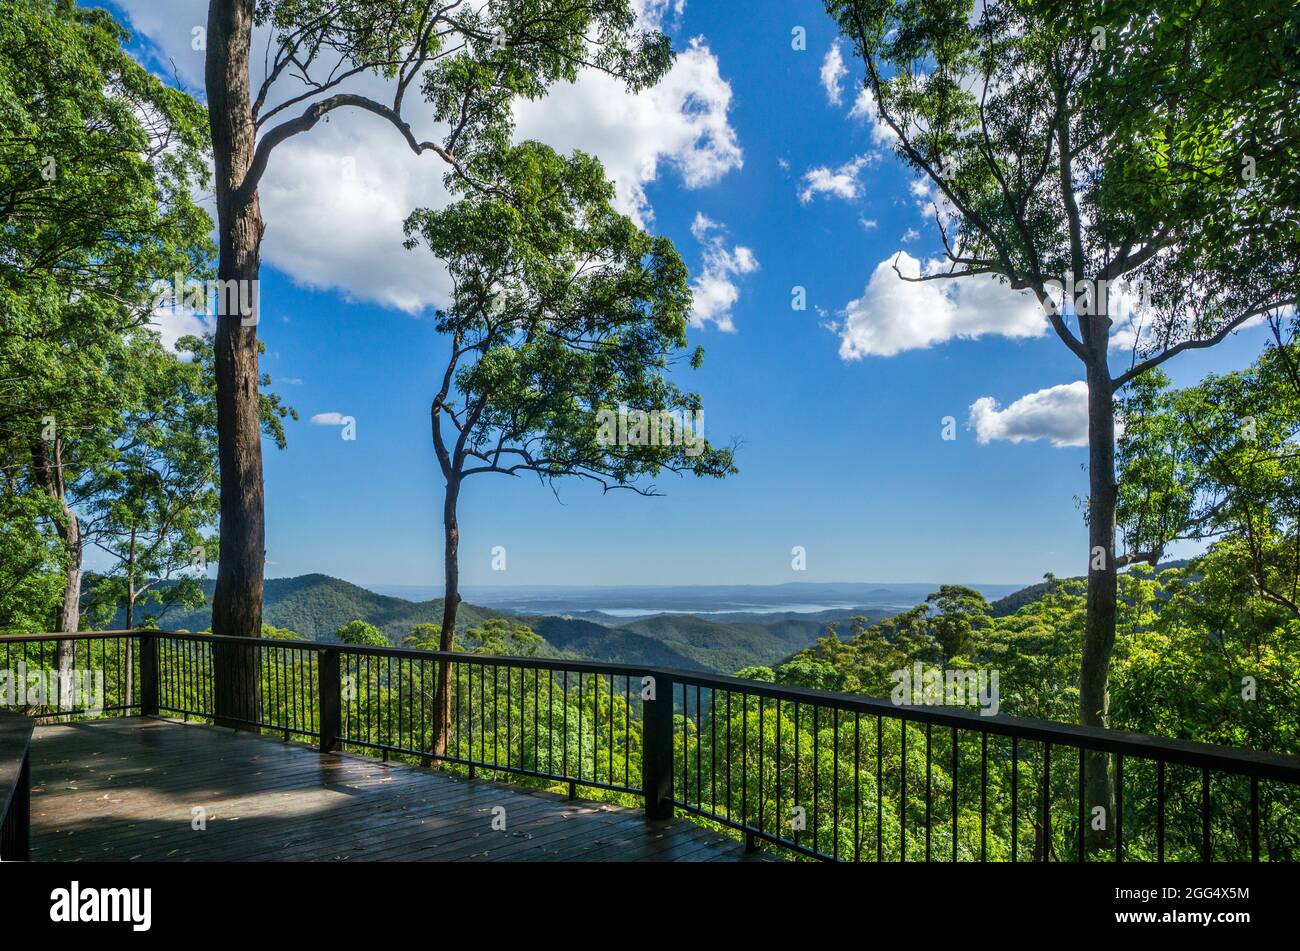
[688,213,758,332]
[257,116,457,313]
[514,36,742,226]
[799,154,875,204]
[820,42,848,105]
[968,382,1089,448]
[836,252,1045,359]
[111,1,742,314]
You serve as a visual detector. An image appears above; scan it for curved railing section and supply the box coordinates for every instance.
[2,630,1298,862]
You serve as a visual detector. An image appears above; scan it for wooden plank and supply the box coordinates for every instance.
[29,718,773,862]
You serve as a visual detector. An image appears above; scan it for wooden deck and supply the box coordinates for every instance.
[28,718,773,862]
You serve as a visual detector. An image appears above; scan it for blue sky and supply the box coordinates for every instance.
[95,0,1274,588]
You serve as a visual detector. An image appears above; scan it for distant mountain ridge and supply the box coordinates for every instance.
[102,573,504,643]
[101,573,871,673]
[100,572,1120,674]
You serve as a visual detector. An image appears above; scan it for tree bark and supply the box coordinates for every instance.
[206,0,264,729]
[1081,332,1118,852]
[431,474,462,757]
[30,438,78,712]
[124,581,134,708]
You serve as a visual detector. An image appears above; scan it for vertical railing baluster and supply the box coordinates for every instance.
[980,731,987,862]
[853,713,861,863]
[696,685,703,808]
[741,692,749,831]
[711,689,718,813]
[812,706,819,852]
[1116,753,1124,862]
[951,727,958,863]
[1041,742,1052,863]
[758,695,765,837]
[1201,767,1211,862]
[833,709,840,862]
[925,721,932,863]
[900,718,907,861]
[876,715,883,863]
[794,702,800,850]
[1157,758,1166,862]
[1011,735,1019,863]
[1078,745,1085,862]
[1250,776,1259,862]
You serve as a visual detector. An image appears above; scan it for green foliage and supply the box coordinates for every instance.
[1118,339,1300,615]
[260,623,302,641]
[408,139,735,495]
[0,0,214,634]
[336,620,389,647]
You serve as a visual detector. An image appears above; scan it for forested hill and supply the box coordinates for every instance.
[94,573,860,673]
[989,561,1192,616]
[99,574,505,643]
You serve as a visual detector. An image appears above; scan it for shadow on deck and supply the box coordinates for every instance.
[29,719,775,862]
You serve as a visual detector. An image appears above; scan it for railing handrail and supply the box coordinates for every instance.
[5,628,1300,784]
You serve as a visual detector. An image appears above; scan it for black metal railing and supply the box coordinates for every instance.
[0,710,34,861]
[667,671,1300,862]
[3,630,1298,861]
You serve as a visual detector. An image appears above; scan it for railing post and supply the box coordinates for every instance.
[318,648,341,754]
[138,632,159,717]
[641,673,674,821]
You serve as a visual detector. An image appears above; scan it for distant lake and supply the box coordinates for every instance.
[358,581,1025,618]
[595,602,867,617]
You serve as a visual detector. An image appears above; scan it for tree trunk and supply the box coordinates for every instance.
[431,475,462,758]
[206,0,264,730]
[124,585,134,708]
[30,438,79,712]
[1081,338,1118,852]
[125,582,134,631]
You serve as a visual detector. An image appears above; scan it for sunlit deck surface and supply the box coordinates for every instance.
[29,719,774,862]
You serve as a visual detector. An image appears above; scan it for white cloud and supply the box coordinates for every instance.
[836,252,1045,359]
[969,382,1089,448]
[110,3,742,314]
[257,119,456,313]
[859,217,878,231]
[636,0,687,30]
[848,86,899,146]
[820,42,848,105]
[901,227,920,243]
[799,154,875,204]
[514,36,742,227]
[149,307,213,354]
[310,412,351,426]
[688,213,758,332]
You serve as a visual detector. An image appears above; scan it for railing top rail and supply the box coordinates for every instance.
[0,711,34,821]
[5,629,1300,782]
[0,630,139,645]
